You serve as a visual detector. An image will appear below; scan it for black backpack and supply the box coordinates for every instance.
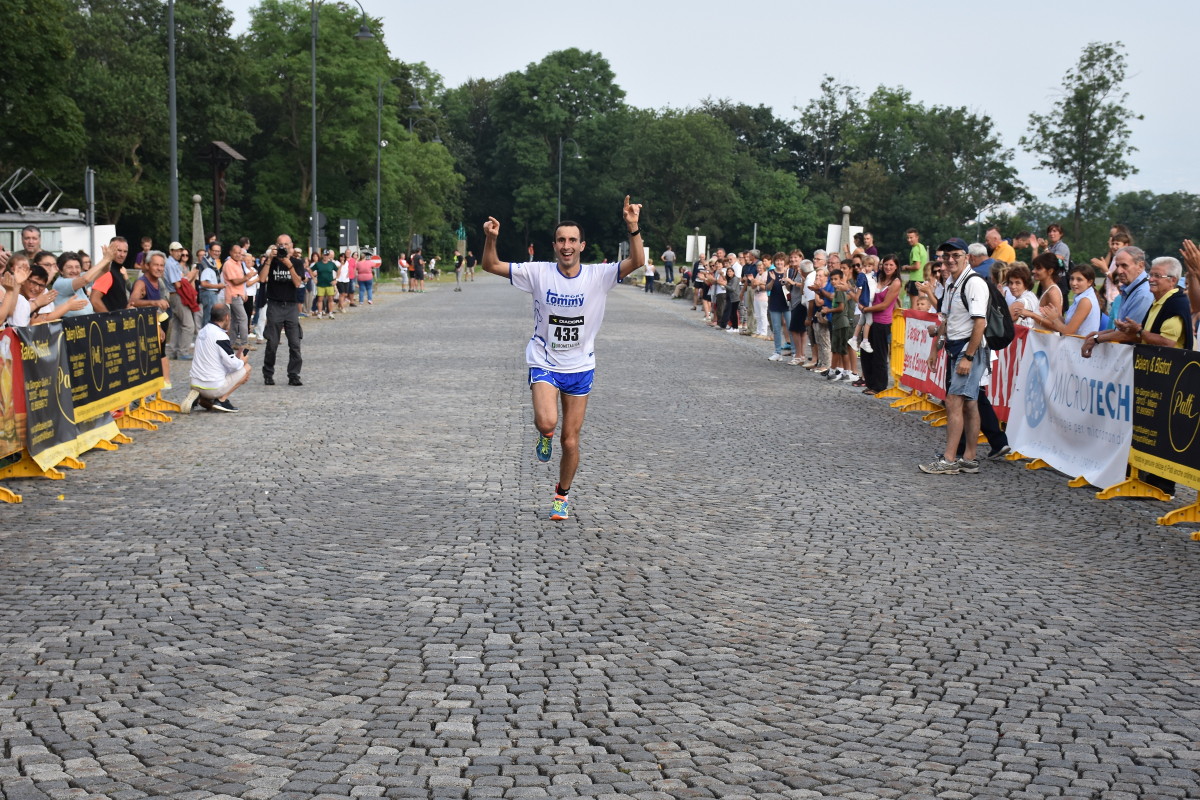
[962,273,1015,351]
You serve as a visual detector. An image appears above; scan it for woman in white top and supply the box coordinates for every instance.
[1005,264,1039,328]
[1017,264,1100,336]
[1030,252,1065,322]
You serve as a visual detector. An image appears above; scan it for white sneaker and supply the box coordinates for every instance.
[847,337,859,350]
[827,368,841,381]
[768,353,783,362]
[861,340,874,353]
[180,388,199,415]
[843,372,860,383]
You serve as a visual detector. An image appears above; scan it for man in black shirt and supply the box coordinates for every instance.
[258,234,304,386]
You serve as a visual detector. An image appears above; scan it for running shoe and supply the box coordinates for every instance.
[549,493,570,521]
[535,433,553,462]
[957,458,980,474]
[768,353,783,362]
[861,340,874,353]
[919,457,960,475]
[987,445,1012,460]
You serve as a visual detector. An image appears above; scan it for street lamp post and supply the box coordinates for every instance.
[375,76,409,270]
[311,0,373,255]
[556,136,581,224]
[168,0,178,242]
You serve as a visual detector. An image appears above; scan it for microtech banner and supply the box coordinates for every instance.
[1128,346,1200,490]
[62,308,163,422]
[1007,331,1134,489]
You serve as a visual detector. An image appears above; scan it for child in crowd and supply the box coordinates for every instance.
[913,294,933,313]
[826,269,859,383]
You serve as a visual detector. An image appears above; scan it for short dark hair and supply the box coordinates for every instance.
[905,227,919,236]
[29,264,49,282]
[21,224,40,235]
[829,268,844,279]
[1047,223,1064,235]
[33,250,56,266]
[1006,264,1033,291]
[56,251,80,270]
[554,220,585,242]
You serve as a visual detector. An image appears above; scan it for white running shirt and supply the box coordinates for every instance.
[509,260,620,373]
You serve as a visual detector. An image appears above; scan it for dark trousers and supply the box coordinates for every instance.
[862,322,891,392]
[263,299,302,380]
[644,275,656,293]
[956,387,1008,457]
[664,263,674,283]
[720,300,739,329]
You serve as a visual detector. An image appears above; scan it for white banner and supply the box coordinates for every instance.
[1007,331,1134,488]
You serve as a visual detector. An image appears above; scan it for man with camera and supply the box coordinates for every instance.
[258,235,304,386]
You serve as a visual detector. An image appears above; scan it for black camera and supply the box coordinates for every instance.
[905,280,921,297]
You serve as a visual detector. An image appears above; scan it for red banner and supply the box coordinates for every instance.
[986,324,1029,423]
[900,310,947,399]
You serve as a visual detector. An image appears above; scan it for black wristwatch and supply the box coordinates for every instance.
[628,228,641,237]
[962,353,975,362]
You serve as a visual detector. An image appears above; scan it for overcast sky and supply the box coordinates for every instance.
[224,0,1196,205]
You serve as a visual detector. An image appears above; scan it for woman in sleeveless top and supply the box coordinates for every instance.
[1017,263,1100,336]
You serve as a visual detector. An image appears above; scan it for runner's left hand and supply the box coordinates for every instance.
[623,195,641,229]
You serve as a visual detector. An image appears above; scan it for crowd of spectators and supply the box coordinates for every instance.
[0,225,397,410]
[654,223,1200,407]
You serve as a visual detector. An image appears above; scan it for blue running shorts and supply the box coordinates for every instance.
[528,367,594,396]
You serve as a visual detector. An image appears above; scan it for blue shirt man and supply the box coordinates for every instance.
[1112,246,1153,325]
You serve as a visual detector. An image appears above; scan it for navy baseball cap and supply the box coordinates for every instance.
[939,237,968,252]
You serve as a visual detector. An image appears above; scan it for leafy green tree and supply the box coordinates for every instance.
[793,75,859,189]
[0,0,85,179]
[1108,191,1200,259]
[1020,41,1142,241]
[611,109,738,252]
[485,49,626,256]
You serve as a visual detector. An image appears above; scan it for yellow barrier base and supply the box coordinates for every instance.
[1158,500,1200,527]
[112,432,133,444]
[89,439,119,451]
[0,451,65,481]
[130,405,170,423]
[1026,458,1051,471]
[116,414,157,431]
[57,455,85,470]
[878,385,908,400]
[1067,476,1094,488]
[1095,469,1171,501]
[144,391,181,414]
[1005,451,1027,461]
[0,485,20,503]
[1190,531,1200,541]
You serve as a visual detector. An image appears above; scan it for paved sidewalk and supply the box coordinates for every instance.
[2,277,1199,800]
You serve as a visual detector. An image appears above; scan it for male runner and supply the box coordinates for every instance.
[481,196,644,520]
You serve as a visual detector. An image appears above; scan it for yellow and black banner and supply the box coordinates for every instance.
[1130,345,1200,490]
[14,323,81,471]
[62,308,163,422]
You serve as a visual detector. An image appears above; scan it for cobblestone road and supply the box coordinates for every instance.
[3,276,1199,800]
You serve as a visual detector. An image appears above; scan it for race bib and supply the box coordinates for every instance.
[549,315,583,350]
